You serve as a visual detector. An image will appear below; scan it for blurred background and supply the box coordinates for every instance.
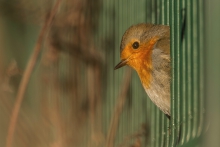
[0,0,219,147]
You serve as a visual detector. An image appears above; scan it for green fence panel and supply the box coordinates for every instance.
[98,0,204,147]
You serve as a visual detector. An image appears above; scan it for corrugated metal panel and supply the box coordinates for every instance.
[169,0,204,146]
[102,0,205,146]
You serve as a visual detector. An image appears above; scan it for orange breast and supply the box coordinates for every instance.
[135,50,152,89]
[121,37,159,88]
[138,38,159,88]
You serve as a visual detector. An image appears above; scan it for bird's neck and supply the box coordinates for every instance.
[136,60,152,89]
[127,49,153,89]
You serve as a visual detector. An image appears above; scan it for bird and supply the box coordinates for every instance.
[114,23,171,116]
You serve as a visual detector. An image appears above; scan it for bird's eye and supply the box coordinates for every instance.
[132,41,139,49]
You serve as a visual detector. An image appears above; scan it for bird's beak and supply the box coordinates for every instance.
[114,59,128,70]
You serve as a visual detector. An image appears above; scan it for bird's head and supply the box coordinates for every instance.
[114,23,170,72]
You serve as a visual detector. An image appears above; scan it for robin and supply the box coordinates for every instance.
[114,23,171,116]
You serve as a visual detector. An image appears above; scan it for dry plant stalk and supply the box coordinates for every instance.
[40,0,102,146]
[106,68,132,147]
[5,0,63,147]
[117,124,148,147]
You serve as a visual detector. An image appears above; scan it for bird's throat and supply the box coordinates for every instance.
[126,49,153,89]
[128,55,152,89]
[136,61,152,89]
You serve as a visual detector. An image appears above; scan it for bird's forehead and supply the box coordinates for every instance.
[120,23,170,53]
[120,23,154,52]
[120,29,142,52]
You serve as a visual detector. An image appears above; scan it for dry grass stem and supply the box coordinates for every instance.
[5,0,63,147]
[106,68,132,147]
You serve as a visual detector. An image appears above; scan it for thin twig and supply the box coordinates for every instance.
[106,68,132,147]
[117,124,147,147]
[5,1,63,147]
